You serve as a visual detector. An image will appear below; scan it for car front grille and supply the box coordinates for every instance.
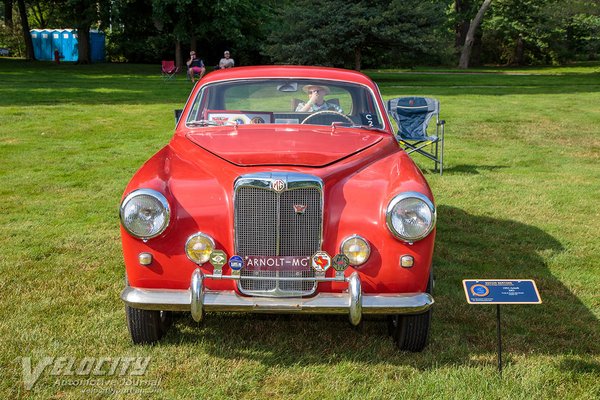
[234,173,323,297]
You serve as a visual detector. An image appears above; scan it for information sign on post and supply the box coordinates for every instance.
[463,279,542,377]
[463,279,542,304]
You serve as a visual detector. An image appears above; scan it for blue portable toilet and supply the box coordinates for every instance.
[59,30,78,62]
[51,31,60,56]
[90,30,106,63]
[30,29,105,62]
[30,30,43,59]
[30,29,54,60]
[30,29,61,61]
[39,30,53,60]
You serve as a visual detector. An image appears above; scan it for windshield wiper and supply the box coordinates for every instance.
[348,124,388,133]
[188,119,238,127]
[187,120,220,127]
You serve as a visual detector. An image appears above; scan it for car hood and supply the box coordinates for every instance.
[186,126,384,167]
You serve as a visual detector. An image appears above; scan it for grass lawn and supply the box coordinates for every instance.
[0,59,599,399]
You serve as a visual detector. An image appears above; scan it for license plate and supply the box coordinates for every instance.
[244,256,310,271]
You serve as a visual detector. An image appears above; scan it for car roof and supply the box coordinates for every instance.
[200,65,376,88]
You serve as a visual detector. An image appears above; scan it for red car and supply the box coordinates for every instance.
[120,66,436,351]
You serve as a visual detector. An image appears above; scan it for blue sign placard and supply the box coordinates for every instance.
[463,279,542,304]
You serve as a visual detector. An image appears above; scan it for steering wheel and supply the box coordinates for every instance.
[301,110,353,125]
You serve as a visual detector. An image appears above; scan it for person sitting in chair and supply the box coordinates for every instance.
[186,51,205,83]
[295,84,343,113]
[218,50,235,69]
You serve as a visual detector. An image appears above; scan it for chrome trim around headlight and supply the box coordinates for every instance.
[385,192,436,242]
[119,188,170,240]
[340,234,371,266]
[185,232,216,265]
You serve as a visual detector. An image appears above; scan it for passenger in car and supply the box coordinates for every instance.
[295,84,343,113]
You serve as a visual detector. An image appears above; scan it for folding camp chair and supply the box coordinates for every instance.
[387,97,445,175]
[161,60,179,81]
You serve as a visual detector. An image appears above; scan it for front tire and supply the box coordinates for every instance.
[388,270,433,352]
[125,305,171,344]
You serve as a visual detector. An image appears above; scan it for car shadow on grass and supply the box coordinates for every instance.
[159,205,600,370]
[434,164,509,175]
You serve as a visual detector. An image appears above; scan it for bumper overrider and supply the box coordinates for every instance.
[121,269,434,325]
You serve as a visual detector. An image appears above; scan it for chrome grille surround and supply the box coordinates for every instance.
[234,173,323,297]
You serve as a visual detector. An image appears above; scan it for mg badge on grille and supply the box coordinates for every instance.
[271,179,286,192]
[293,204,307,214]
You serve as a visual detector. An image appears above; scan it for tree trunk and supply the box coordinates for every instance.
[470,28,483,66]
[454,0,469,48]
[354,47,361,71]
[175,40,182,69]
[4,0,13,29]
[190,36,197,53]
[458,0,492,69]
[514,35,524,65]
[77,27,91,64]
[17,0,35,60]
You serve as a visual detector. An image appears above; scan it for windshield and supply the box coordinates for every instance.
[186,79,385,129]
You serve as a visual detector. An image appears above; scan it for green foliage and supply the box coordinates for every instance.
[4,0,600,67]
[0,17,24,56]
[567,13,600,60]
[264,0,452,69]
[482,0,600,65]
[106,0,164,62]
[107,0,273,65]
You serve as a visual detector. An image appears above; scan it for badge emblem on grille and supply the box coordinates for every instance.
[272,179,286,192]
[210,250,227,268]
[311,251,331,273]
[293,204,307,214]
[332,254,350,271]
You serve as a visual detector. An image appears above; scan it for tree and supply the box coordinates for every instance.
[482,0,565,65]
[17,0,35,60]
[264,0,450,70]
[105,0,275,65]
[454,0,487,65]
[48,0,110,63]
[458,0,492,68]
[3,0,14,29]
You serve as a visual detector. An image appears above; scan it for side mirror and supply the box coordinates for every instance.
[174,109,183,126]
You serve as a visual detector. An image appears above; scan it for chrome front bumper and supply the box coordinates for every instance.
[121,269,434,326]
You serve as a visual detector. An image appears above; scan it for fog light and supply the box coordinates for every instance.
[138,252,153,266]
[400,255,414,268]
[340,235,370,266]
[185,233,215,265]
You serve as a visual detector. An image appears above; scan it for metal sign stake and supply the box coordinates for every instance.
[496,304,502,377]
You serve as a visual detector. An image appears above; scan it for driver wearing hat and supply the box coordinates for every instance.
[296,84,343,113]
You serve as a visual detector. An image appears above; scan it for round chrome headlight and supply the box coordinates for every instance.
[386,192,436,242]
[341,235,371,266]
[120,189,170,240]
[185,233,215,265]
